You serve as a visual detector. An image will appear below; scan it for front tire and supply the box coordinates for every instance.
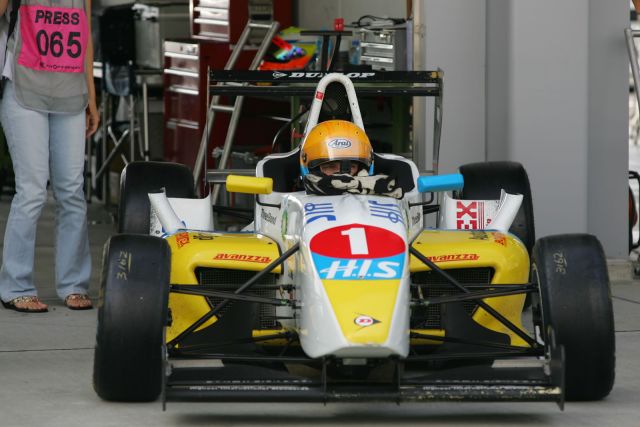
[532,234,615,401]
[119,161,195,234]
[93,234,171,402]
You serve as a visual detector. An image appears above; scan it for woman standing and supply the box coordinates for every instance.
[0,0,99,312]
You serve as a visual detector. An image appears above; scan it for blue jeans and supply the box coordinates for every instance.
[0,81,91,302]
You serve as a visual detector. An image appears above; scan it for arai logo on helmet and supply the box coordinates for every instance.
[327,139,352,149]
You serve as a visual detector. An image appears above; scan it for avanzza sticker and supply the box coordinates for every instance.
[428,253,479,262]
[213,253,272,263]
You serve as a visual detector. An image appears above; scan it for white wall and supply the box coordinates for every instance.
[507,1,591,235]
[423,0,629,258]
[420,1,486,174]
[587,0,629,258]
[485,1,510,159]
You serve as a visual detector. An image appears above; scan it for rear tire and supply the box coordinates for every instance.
[119,161,195,234]
[93,234,171,402]
[532,234,615,401]
[459,161,535,254]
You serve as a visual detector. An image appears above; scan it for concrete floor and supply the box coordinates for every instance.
[0,190,639,427]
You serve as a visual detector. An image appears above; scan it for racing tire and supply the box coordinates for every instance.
[458,161,535,254]
[119,161,195,234]
[93,234,171,402]
[532,234,615,401]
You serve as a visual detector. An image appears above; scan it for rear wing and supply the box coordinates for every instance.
[203,70,444,187]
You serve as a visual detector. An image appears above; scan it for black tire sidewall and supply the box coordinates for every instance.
[532,234,615,401]
[93,234,171,402]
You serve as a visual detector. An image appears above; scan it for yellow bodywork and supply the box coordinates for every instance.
[165,231,281,343]
[165,228,531,350]
[410,229,530,346]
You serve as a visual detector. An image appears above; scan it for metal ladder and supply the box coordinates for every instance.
[192,20,280,202]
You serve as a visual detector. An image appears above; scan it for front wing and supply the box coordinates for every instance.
[164,348,564,406]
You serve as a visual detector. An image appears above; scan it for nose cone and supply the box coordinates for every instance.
[322,278,403,346]
[310,222,407,351]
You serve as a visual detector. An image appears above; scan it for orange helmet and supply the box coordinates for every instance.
[300,120,373,176]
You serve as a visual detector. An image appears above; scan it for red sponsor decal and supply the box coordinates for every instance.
[492,232,507,247]
[355,316,374,326]
[354,315,380,327]
[175,232,190,248]
[310,224,405,259]
[428,253,480,263]
[315,90,324,100]
[456,201,484,230]
[213,253,272,263]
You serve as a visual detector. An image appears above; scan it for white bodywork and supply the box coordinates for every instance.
[253,150,424,358]
[284,193,411,358]
[439,190,523,232]
[149,191,214,236]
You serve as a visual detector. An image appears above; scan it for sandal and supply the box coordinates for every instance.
[64,294,93,310]
[1,296,49,313]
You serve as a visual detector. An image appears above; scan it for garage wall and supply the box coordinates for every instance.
[485,1,511,160]
[587,0,629,259]
[422,0,629,258]
[502,1,591,236]
[420,1,487,175]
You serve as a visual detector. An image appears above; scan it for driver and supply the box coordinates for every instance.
[300,120,403,198]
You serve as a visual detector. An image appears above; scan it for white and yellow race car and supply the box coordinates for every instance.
[93,74,614,408]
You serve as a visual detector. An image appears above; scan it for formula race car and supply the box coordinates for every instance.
[93,74,614,408]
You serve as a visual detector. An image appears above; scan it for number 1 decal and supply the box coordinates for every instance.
[341,227,369,255]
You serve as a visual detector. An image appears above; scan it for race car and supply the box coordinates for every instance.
[93,74,614,408]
